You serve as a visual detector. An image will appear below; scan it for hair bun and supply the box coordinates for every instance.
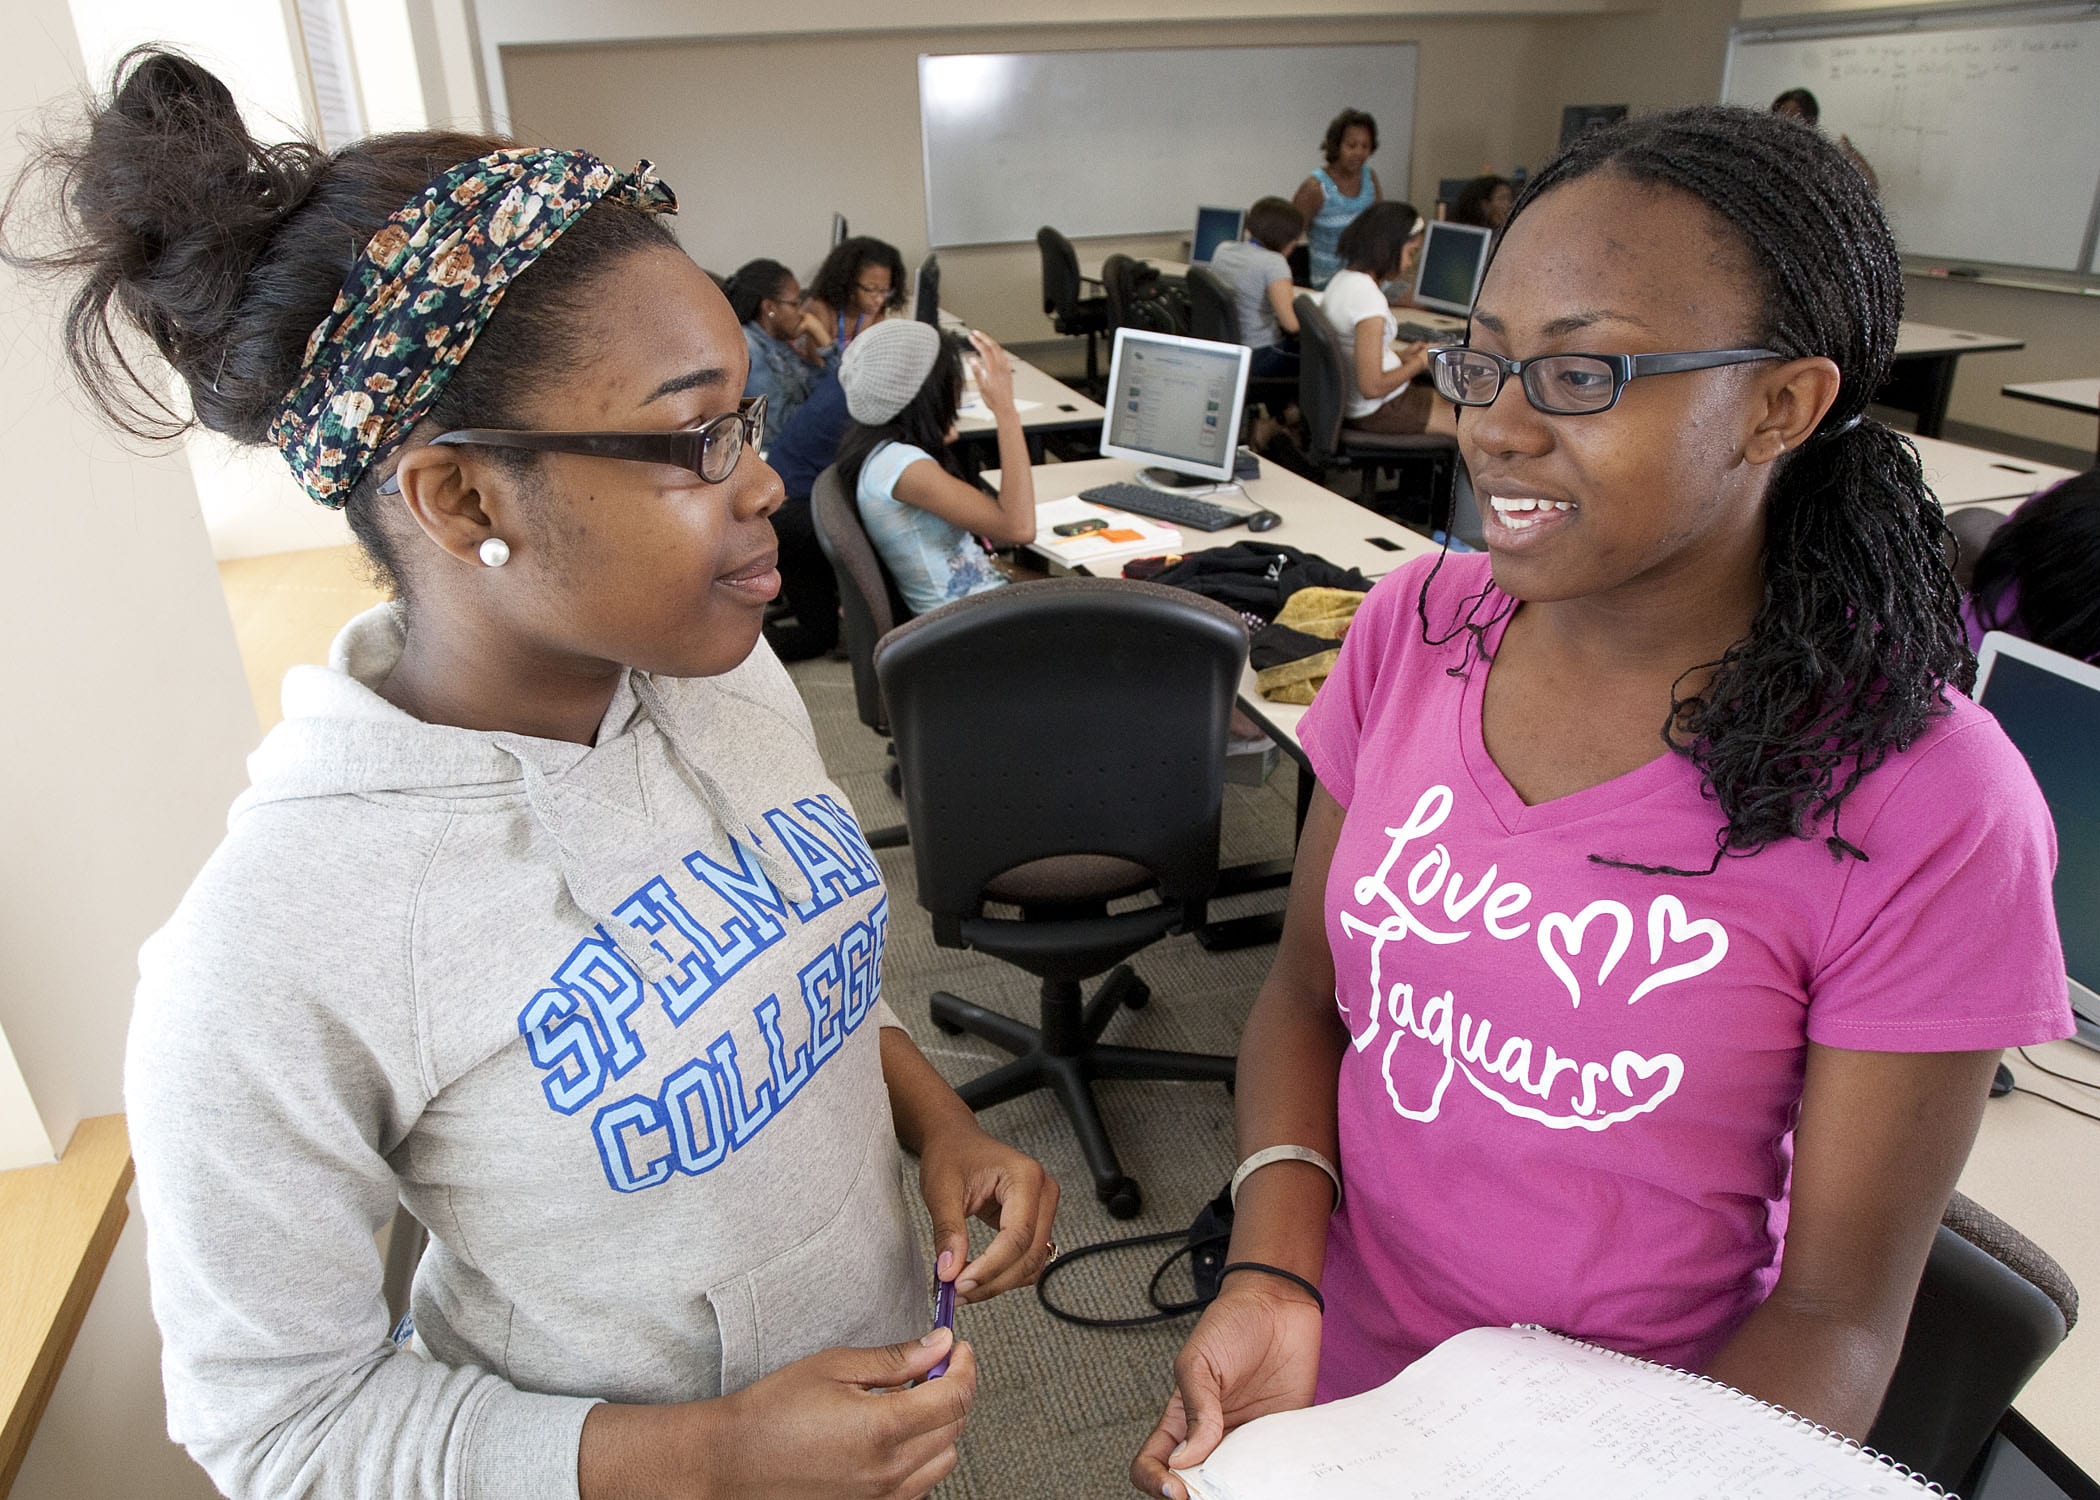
[6,46,324,439]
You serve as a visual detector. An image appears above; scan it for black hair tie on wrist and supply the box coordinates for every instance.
[1219,1261,1325,1314]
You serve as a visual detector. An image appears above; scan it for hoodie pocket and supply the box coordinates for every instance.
[719,1124,925,1392]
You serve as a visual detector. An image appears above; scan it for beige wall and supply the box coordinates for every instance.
[504,15,1586,340]
[2,2,258,1495]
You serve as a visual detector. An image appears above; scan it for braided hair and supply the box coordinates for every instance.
[1429,104,1970,875]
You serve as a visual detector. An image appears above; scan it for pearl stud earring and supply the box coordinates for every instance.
[478,537,510,568]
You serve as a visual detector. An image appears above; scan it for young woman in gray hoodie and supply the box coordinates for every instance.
[6,47,1057,1500]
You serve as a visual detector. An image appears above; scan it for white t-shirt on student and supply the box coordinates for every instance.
[1321,269,1404,421]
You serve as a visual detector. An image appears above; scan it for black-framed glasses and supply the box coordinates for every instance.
[1427,346,1782,415]
[378,395,766,494]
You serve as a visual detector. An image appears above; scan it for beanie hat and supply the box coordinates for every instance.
[839,319,943,424]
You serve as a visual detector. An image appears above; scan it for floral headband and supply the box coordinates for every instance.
[268,147,677,508]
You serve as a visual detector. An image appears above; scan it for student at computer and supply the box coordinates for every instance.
[1318,202,1435,434]
[1294,108,1383,289]
[1961,469,2100,664]
[1209,196,1306,378]
[1449,174,1514,230]
[1134,104,2070,1500]
[804,234,907,350]
[837,321,1038,616]
[726,256,832,430]
[5,49,1062,1500]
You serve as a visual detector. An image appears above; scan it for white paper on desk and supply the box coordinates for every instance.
[1032,495,1181,566]
[1174,1326,1934,1500]
[958,396,1043,422]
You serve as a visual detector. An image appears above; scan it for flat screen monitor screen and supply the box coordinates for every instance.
[1975,631,2100,1044]
[914,254,940,327]
[830,211,848,247]
[1412,220,1493,317]
[1099,329,1252,483]
[1191,206,1244,265]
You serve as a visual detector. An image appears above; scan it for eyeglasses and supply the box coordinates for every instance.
[853,280,891,299]
[379,395,765,494]
[1427,346,1782,415]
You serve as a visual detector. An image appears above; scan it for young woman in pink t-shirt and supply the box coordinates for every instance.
[1134,105,2072,1498]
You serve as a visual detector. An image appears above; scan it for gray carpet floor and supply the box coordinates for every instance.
[781,650,1302,1500]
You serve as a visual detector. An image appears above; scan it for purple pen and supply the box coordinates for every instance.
[927,1276,957,1379]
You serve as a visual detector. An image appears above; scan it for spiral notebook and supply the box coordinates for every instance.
[1173,1325,1943,1500]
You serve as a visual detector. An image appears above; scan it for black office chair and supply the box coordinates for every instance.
[1866,1191,2078,1494]
[1102,254,1187,337]
[1295,292,1459,529]
[1187,266,1296,413]
[1037,226,1110,392]
[810,462,911,848]
[874,579,1245,1218]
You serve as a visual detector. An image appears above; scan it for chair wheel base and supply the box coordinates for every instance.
[1100,1177,1143,1219]
[1121,978,1151,1011]
[932,1015,967,1036]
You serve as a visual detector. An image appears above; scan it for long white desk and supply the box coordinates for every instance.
[1881,321,2027,438]
[1912,433,2080,514]
[2003,378,2100,463]
[955,357,1105,444]
[993,455,1438,760]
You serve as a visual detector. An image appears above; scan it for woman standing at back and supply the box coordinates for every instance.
[6,47,1058,1500]
[1294,108,1383,289]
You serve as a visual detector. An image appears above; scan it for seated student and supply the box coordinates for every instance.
[13,49,1066,1500]
[761,370,853,662]
[1319,202,1434,434]
[726,256,831,431]
[1959,469,2100,663]
[1449,174,1514,231]
[1134,104,2069,1500]
[1210,196,1305,379]
[804,234,907,350]
[837,320,1037,616]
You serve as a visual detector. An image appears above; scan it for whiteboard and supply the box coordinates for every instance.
[1722,9,2100,273]
[919,45,1417,248]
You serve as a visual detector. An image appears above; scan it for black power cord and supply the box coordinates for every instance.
[1037,1188,1233,1329]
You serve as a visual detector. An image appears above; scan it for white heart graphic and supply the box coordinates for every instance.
[1627,895,1728,1005]
[1535,900,1634,1009]
[1607,1049,1684,1114]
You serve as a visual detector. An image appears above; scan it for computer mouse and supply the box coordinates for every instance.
[1990,1061,2015,1098]
[1245,510,1283,532]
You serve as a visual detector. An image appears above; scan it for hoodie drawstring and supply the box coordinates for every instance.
[632,674,813,907]
[489,677,816,988]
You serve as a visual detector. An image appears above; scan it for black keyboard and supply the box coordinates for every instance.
[1078,483,1248,533]
[1394,321,1459,343]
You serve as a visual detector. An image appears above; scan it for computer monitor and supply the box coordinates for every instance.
[914,253,940,327]
[1412,220,1493,317]
[1098,328,1252,487]
[830,212,848,247]
[1436,177,1475,217]
[1191,206,1244,266]
[1975,631,2100,1052]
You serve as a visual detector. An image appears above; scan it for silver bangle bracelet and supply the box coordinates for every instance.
[1230,1144,1342,1212]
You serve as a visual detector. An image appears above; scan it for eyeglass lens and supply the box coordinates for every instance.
[700,399,765,482]
[1433,351,1621,414]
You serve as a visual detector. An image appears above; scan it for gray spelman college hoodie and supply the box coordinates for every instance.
[126,606,925,1499]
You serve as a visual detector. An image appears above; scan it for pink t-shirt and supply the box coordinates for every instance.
[1298,553,2071,1401]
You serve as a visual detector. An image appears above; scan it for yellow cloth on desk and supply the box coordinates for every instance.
[1255,587,1367,706]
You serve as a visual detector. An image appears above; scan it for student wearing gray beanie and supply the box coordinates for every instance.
[836,322,1040,614]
